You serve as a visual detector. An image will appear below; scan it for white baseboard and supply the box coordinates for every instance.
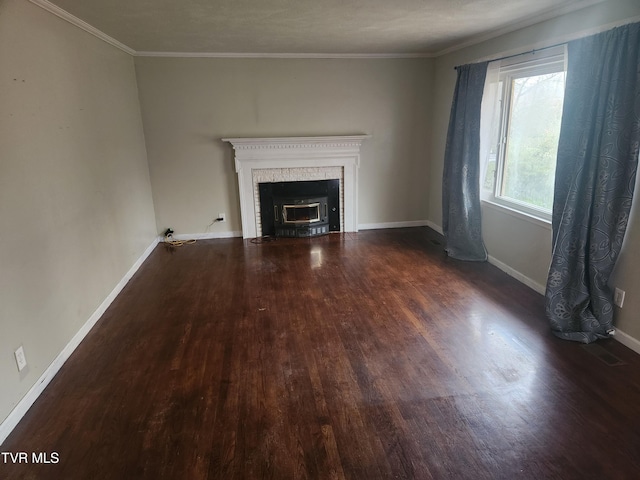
[420,222,547,295]
[613,328,640,355]
[29,0,135,55]
[380,220,640,355]
[358,220,430,231]
[170,225,430,239]
[425,221,443,235]
[163,231,243,242]
[487,255,546,295]
[0,237,159,446]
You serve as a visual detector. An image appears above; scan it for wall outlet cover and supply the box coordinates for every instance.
[15,346,27,372]
[614,288,625,308]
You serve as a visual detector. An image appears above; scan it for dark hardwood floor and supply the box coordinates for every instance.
[3,227,640,479]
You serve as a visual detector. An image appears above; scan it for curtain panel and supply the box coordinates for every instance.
[546,22,640,343]
[442,62,489,261]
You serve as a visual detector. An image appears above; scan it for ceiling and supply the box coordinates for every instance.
[43,0,605,56]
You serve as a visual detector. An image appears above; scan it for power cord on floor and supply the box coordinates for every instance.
[165,238,197,247]
[163,216,225,246]
[250,236,277,244]
[163,228,196,247]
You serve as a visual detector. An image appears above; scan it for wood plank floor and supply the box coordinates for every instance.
[3,227,640,479]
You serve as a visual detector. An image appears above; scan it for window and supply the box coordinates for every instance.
[482,47,566,221]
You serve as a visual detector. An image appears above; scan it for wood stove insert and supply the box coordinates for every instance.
[259,180,340,237]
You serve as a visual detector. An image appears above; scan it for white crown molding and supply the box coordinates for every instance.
[27,1,433,60]
[434,0,607,57]
[134,51,434,59]
[467,14,640,66]
[30,0,631,62]
[28,1,427,60]
[28,0,135,55]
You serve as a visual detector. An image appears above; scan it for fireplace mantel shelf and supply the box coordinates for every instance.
[223,135,370,239]
[223,135,371,171]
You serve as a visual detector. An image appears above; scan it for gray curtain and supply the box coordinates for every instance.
[442,62,489,261]
[546,22,640,343]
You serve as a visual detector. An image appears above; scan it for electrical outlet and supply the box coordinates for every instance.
[218,212,226,223]
[614,288,625,308]
[14,346,27,372]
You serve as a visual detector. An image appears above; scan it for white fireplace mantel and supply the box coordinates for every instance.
[223,135,370,239]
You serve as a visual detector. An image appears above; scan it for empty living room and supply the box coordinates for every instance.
[2,0,640,478]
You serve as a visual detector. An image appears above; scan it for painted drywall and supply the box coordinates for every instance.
[429,0,640,336]
[611,171,640,343]
[134,57,432,235]
[0,0,157,425]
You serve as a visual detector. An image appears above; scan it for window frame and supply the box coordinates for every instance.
[485,48,567,223]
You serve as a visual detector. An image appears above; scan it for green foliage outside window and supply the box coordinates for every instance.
[501,72,565,211]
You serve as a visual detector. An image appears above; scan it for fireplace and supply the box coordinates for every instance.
[222,135,369,239]
[259,179,340,237]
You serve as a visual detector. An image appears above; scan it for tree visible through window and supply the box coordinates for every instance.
[483,48,566,220]
[502,72,565,210]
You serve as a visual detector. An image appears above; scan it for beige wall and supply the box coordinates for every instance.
[611,172,640,341]
[3,0,640,438]
[429,0,640,337]
[0,0,157,425]
[134,57,433,235]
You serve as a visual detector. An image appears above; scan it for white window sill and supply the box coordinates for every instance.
[481,199,552,230]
